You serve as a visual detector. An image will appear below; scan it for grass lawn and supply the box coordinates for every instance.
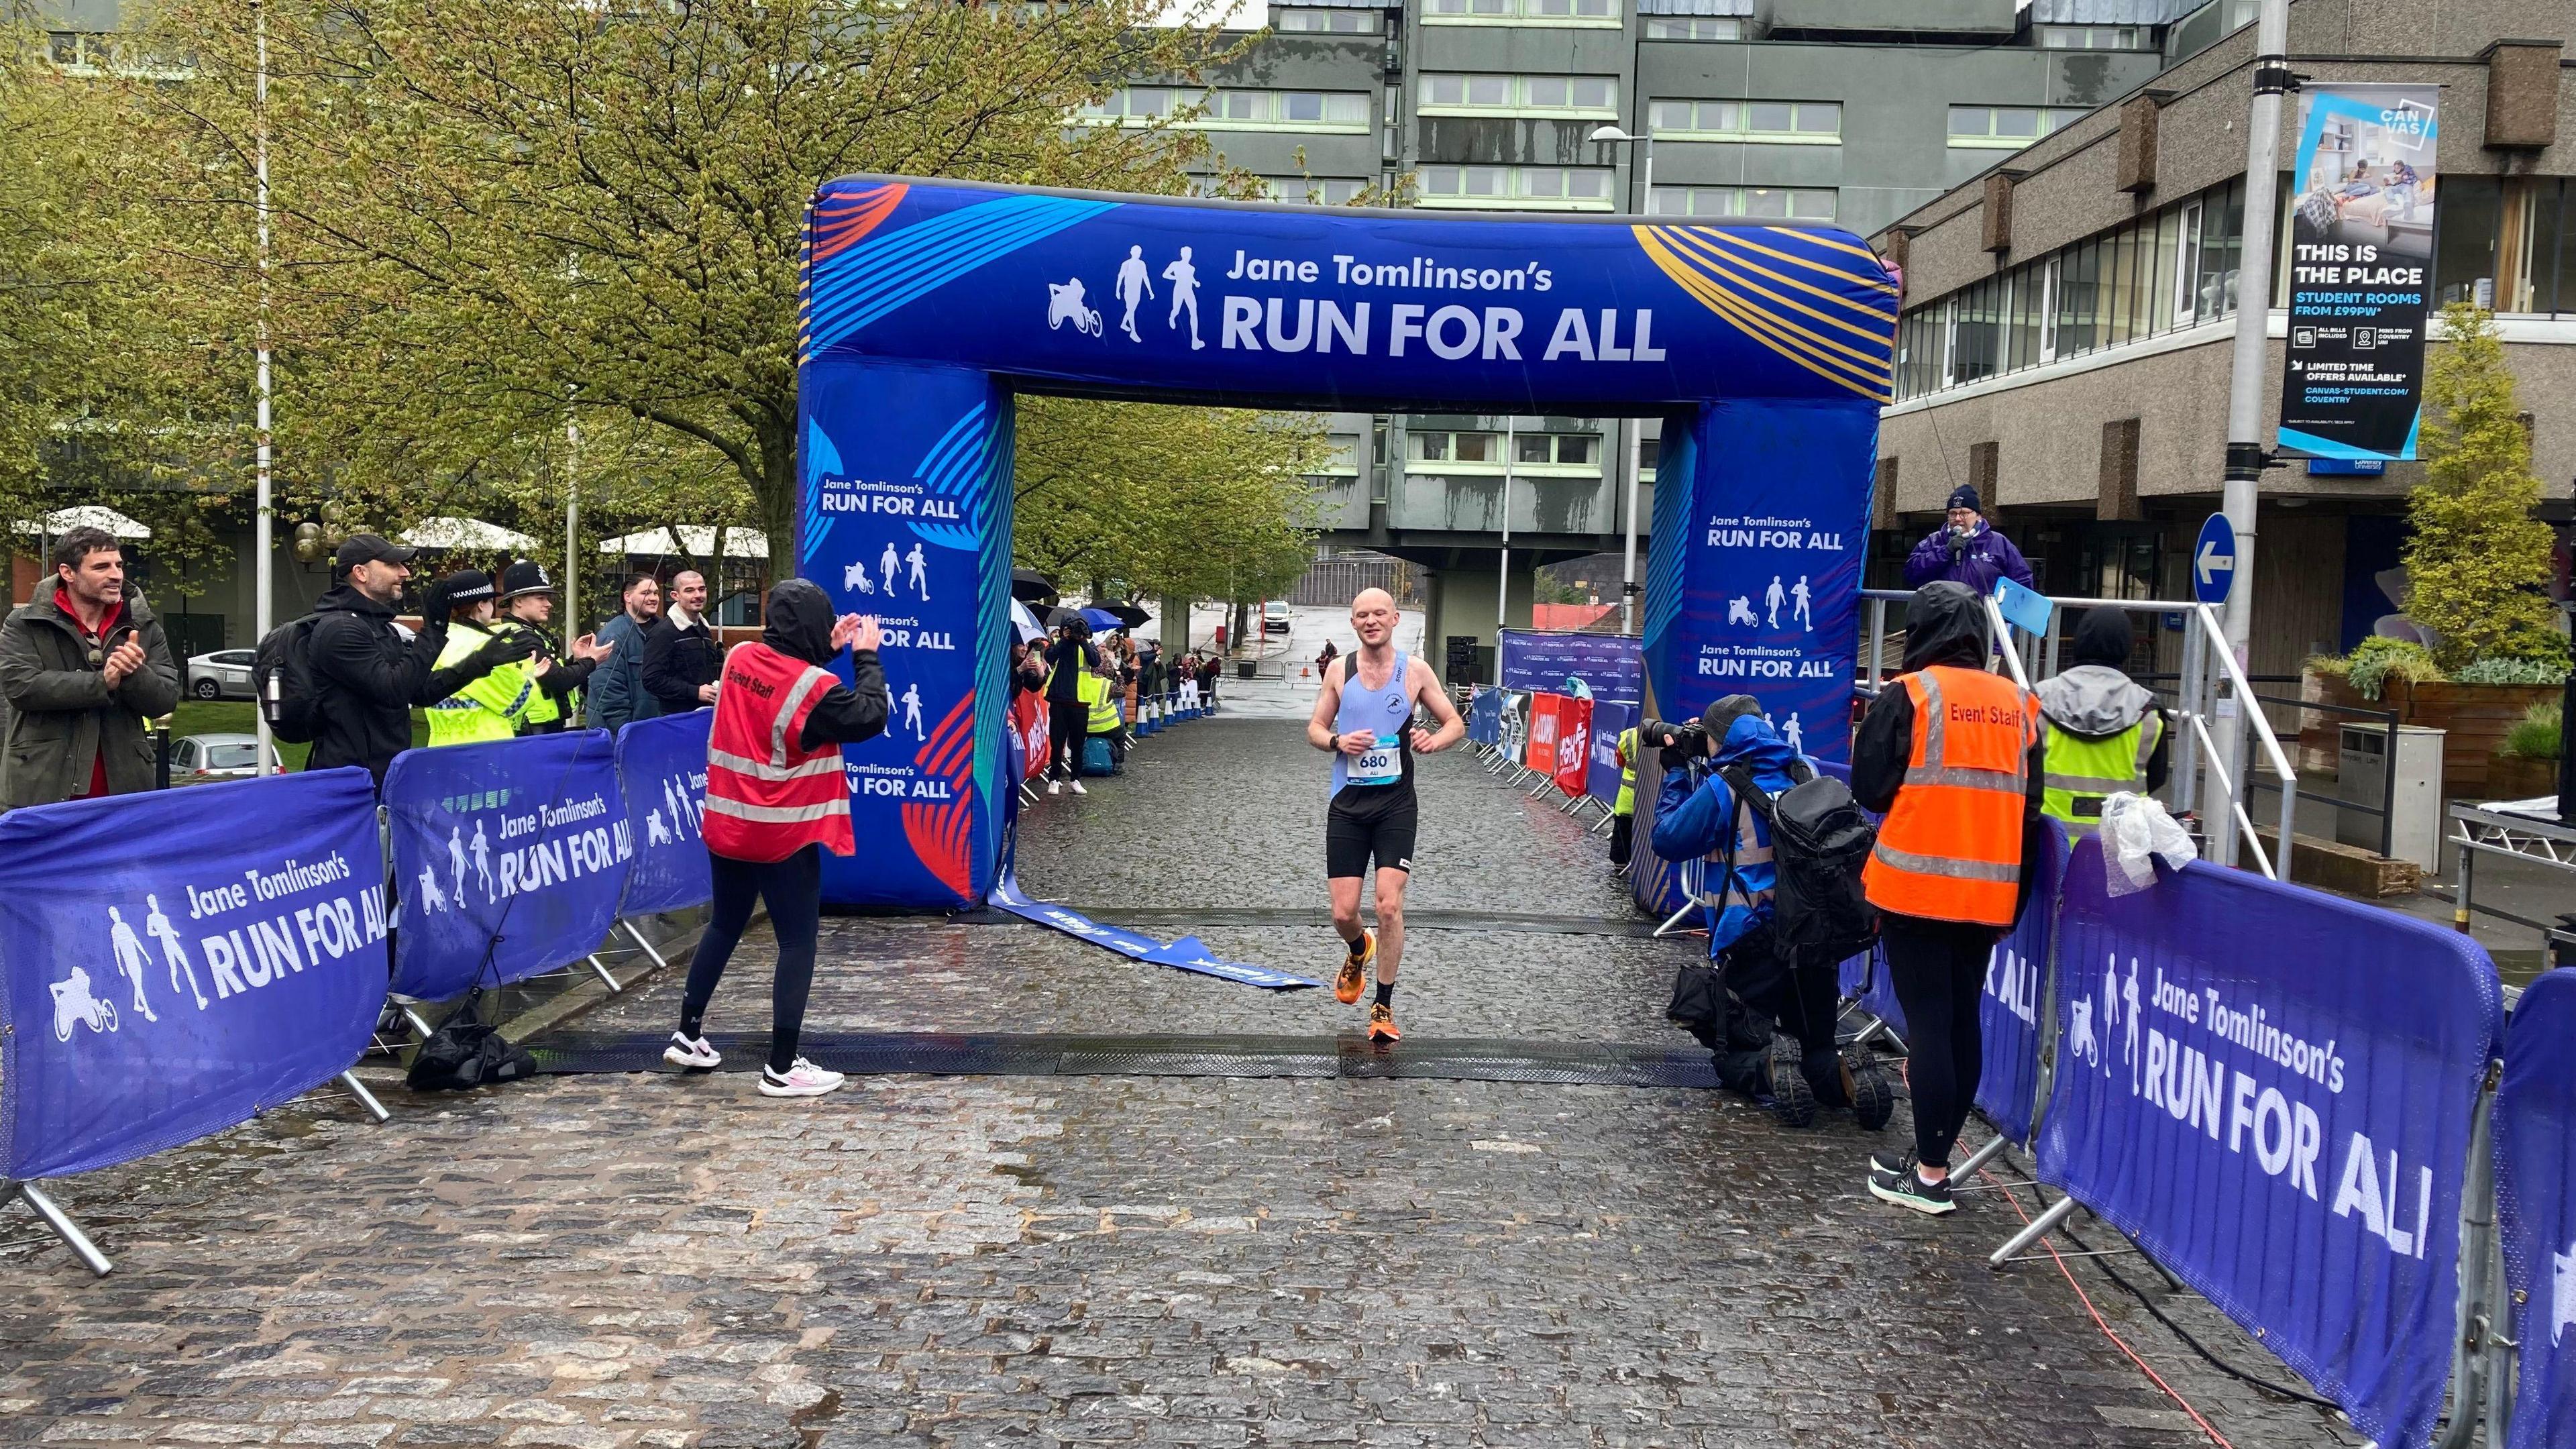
[168,700,429,771]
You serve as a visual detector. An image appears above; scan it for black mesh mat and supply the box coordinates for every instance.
[529,1030,1720,1089]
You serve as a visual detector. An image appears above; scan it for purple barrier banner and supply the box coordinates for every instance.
[0,769,388,1179]
[2496,969,2576,1449]
[613,710,714,917]
[1974,821,2064,1146]
[2037,843,2502,1448]
[385,731,633,1002]
[1586,702,1632,805]
[1499,629,1642,707]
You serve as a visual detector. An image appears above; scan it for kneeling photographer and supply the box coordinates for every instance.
[1649,696,1890,1130]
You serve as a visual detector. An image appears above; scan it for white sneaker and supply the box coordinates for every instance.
[1047,780,1063,796]
[759,1058,846,1098]
[1069,779,1088,796]
[663,1032,721,1069]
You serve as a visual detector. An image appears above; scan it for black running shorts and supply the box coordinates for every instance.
[1326,790,1417,879]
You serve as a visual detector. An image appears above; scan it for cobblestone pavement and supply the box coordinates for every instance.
[5,720,2363,1448]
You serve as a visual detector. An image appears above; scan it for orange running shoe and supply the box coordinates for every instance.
[1334,930,1375,1005]
[1367,1002,1401,1042]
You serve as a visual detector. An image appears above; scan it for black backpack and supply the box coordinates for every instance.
[252,614,327,745]
[405,992,537,1092]
[1720,759,1880,965]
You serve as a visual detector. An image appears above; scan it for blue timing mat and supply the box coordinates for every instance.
[987,873,1320,991]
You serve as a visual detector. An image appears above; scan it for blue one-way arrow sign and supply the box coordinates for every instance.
[2194,513,2238,606]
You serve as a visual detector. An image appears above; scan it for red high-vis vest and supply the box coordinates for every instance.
[702,641,855,862]
[1860,663,2039,927]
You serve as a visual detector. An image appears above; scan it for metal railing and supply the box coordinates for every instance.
[1858,591,2300,881]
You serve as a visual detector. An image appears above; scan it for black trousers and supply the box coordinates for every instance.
[1713,938,1843,1102]
[1049,701,1089,780]
[678,844,823,1075]
[1880,912,2004,1170]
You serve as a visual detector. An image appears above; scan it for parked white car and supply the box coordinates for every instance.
[1263,600,1293,634]
[170,733,278,784]
[187,649,256,700]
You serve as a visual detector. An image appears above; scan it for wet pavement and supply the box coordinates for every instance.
[4,720,2364,1448]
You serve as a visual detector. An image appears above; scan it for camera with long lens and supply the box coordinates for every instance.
[1636,717,1709,769]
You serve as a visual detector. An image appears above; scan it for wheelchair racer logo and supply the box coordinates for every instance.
[50,964,119,1042]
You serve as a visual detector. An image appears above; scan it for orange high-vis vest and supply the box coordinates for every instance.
[701,641,855,863]
[1861,664,2039,927]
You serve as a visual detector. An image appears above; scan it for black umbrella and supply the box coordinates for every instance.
[1011,568,1057,604]
[1093,598,1150,629]
[1043,606,1082,629]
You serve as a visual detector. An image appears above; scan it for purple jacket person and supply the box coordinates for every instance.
[1903,485,2035,594]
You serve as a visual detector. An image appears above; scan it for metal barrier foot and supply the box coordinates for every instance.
[6,1181,113,1277]
[621,918,674,973]
[1987,1193,2078,1269]
[586,955,623,993]
[335,1071,391,1124]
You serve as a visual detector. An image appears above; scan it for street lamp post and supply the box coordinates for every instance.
[252,0,275,777]
[1589,123,1654,638]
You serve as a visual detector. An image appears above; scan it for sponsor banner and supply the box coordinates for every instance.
[988,873,1319,990]
[2282,83,2440,462]
[0,769,388,1179]
[1468,687,1504,747]
[801,360,1009,910]
[1641,398,1874,764]
[2495,971,2576,1449]
[1497,690,1530,763]
[1499,630,1642,708]
[1552,695,1593,798]
[385,733,633,1002]
[1586,702,1633,805]
[1010,690,1050,780]
[1975,822,2067,1146]
[2036,842,2502,1448]
[612,711,714,918]
[1524,692,1562,775]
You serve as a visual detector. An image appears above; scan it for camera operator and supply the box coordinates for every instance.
[1042,618,1102,795]
[1648,696,1884,1128]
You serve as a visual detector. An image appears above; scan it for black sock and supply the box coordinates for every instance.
[1346,934,1368,957]
[1375,981,1395,1008]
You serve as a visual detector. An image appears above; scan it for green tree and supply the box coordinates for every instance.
[2404,304,2560,670]
[123,0,1249,578]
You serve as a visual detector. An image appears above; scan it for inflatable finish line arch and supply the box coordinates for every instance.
[796,176,1896,910]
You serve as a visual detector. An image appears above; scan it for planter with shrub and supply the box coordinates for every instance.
[2487,700,2564,801]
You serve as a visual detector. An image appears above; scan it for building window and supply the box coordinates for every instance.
[1315,434,1364,474]
[2034,25,2148,49]
[1513,433,1602,471]
[1638,435,1660,481]
[1409,430,1503,466]
[1648,185,1837,221]
[1646,98,1840,144]
[1081,87,1369,132]
[1408,430,1597,470]
[1424,0,1620,23]
[1643,17,1743,39]
[46,30,189,79]
[1273,7,1379,32]
[1279,176,1371,205]
[1418,165,1614,209]
[1947,105,2088,150]
[1418,72,1617,118]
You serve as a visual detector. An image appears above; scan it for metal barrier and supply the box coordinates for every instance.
[1858,590,2300,882]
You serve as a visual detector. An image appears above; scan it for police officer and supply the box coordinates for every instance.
[424,570,529,747]
[490,561,610,735]
[2035,606,2167,835]
[1851,581,2045,1216]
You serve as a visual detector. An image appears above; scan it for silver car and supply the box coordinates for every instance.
[188,648,256,700]
[170,733,278,784]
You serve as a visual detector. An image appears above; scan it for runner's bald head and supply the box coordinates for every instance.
[1351,587,1395,616]
[1350,588,1396,647]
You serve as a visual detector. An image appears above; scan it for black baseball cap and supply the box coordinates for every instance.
[333,533,418,572]
[498,560,556,601]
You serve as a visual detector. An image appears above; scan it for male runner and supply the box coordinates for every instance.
[1307,588,1466,1042]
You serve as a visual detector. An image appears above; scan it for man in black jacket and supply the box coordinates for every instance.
[307,535,537,786]
[642,568,723,714]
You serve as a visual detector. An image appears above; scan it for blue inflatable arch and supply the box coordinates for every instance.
[797,176,1895,910]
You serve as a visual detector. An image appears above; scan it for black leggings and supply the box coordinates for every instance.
[678,844,822,1075]
[1880,913,2002,1170]
[1049,701,1089,780]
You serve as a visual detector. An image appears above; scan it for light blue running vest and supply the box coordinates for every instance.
[1330,654,1415,797]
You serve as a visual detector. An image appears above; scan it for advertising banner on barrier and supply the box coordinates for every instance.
[0,769,388,1180]
[2495,971,2576,1449]
[2035,845,2503,1448]
[1552,695,1593,798]
[1469,688,1503,747]
[613,711,714,918]
[1524,692,1562,775]
[1498,690,1529,761]
[1587,702,1632,805]
[2281,83,2440,463]
[1974,822,2065,1146]
[386,732,634,1002]
[1011,690,1050,780]
[1500,630,1642,706]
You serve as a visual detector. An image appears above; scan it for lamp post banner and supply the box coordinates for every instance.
[2280,83,2440,462]
[1499,629,1642,706]
[0,769,388,1180]
[612,710,714,918]
[385,732,633,1002]
[2493,970,2576,1449]
[2035,842,2502,1448]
